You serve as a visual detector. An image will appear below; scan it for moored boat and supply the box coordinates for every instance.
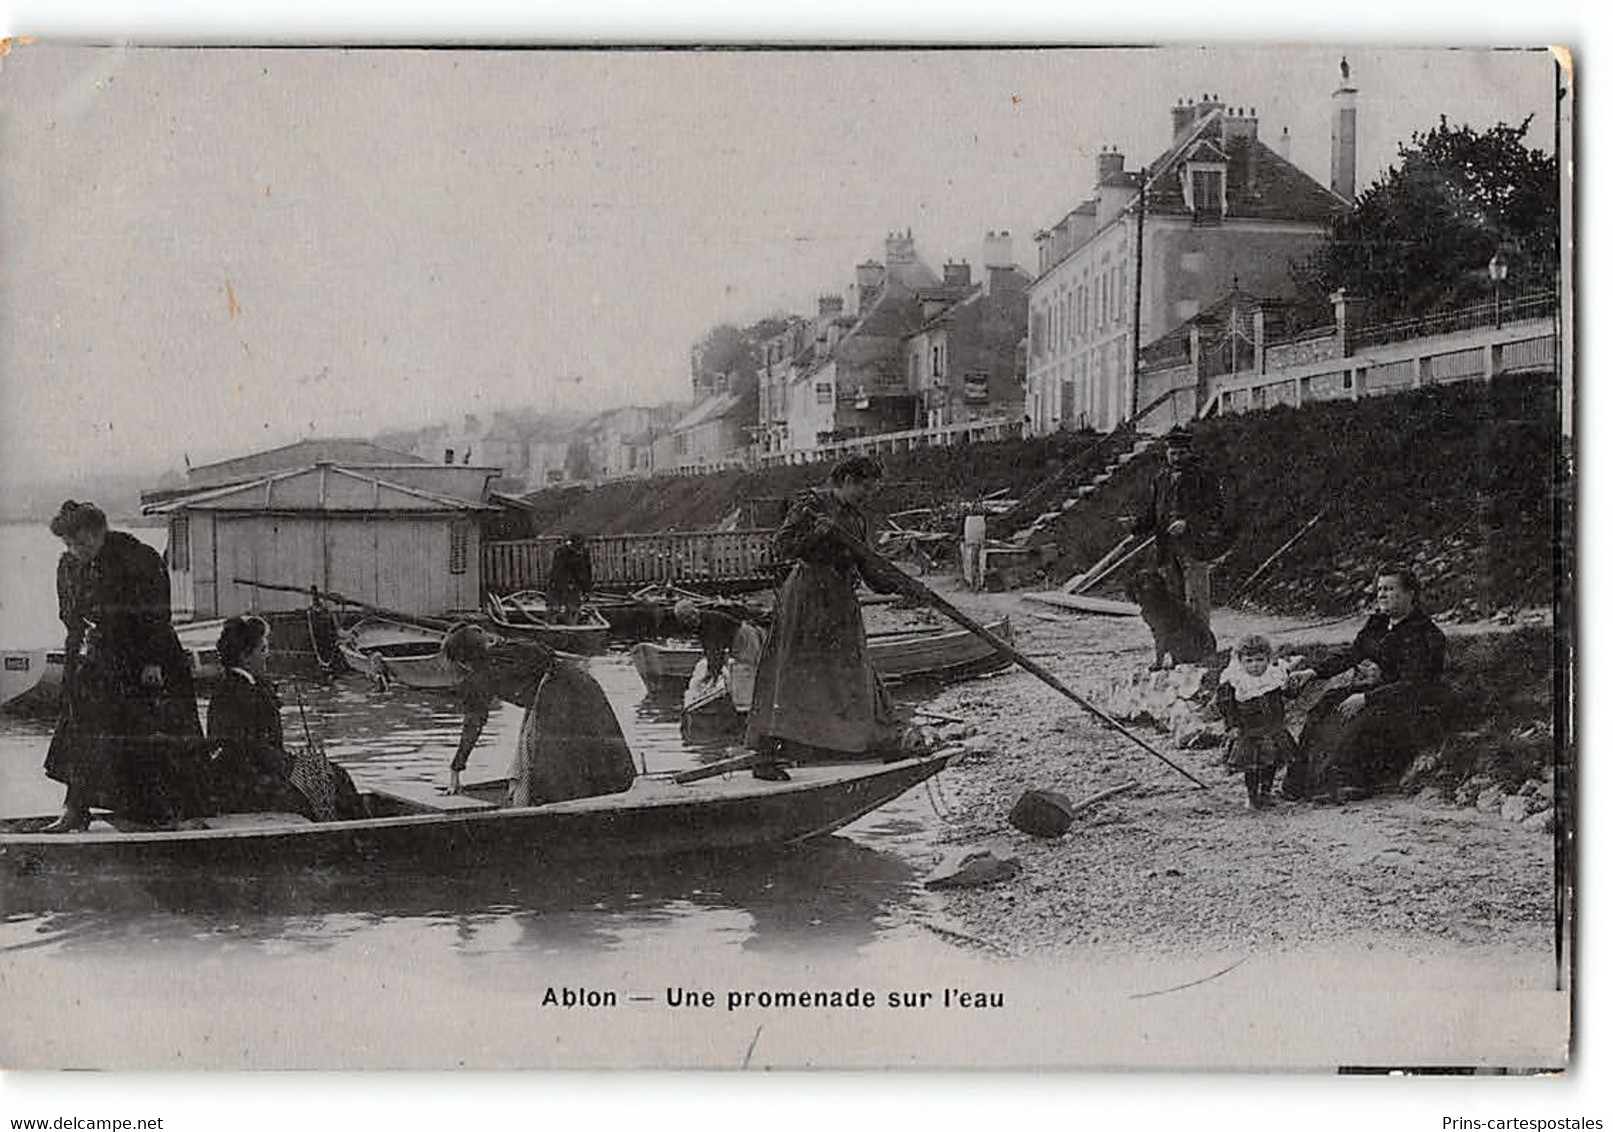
[335,616,461,690]
[0,753,955,877]
[634,616,1017,690]
[2,619,227,716]
[484,592,611,654]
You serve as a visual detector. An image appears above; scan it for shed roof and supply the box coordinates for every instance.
[143,464,499,515]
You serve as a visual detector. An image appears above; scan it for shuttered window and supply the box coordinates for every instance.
[168,515,190,571]
[449,520,470,575]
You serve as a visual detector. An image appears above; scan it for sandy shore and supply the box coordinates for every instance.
[884,583,1558,962]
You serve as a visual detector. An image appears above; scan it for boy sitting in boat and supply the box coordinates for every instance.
[444,625,635,804]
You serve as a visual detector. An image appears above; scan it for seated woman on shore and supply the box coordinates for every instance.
[1282,565,1449,802]
[444,624,635,804]
[207,616,361,821]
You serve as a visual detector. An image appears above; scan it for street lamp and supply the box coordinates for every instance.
[1488,250,1510,329]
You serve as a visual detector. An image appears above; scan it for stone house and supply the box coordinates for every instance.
[1025,72,1354,435]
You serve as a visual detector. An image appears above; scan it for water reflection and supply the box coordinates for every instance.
[0,648,950,960]
[2,835,920,956]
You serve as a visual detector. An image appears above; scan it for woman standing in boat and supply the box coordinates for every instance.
[444,624,635,804]
[744,456,908,780]
[207,615,362,821]
[43,500,210,831]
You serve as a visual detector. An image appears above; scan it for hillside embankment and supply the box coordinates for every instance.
[521,372,1562,620]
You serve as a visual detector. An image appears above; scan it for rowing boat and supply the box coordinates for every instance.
[335,616,461,690]
[0,753,954,877]
[633,615,1017,690]
[484,592,611,654]
[1,619,228,716]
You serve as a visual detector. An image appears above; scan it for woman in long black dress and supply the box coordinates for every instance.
[1283,565,1449,801]
[43,500,210,831]
[444,624,635,804]
[743,456,906,779]
[207,615,361,820]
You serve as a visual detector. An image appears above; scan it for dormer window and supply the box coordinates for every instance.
[1181,160,1227,223]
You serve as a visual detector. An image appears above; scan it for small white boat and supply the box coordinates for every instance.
[2,619,227,716]
[0,648,67,715]
[336,617,460,691]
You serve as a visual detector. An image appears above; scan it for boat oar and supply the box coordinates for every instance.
[823,526,1210,790]
[672,750,765,784]
[232,578,459,632]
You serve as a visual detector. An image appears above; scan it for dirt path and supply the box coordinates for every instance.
[906,586,1558,959]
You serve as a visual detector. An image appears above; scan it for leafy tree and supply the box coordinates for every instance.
[1294,116,1559,322]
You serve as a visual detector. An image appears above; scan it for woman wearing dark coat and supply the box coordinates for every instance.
[743,456,905,778]
[43,501,210,831]
[206,615,361,820]
[445,625,635,804]
[1283,566,1449,801]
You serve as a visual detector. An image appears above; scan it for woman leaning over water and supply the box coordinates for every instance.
[42,500,211,831]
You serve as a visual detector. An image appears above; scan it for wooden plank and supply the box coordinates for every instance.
[1062,533,1144,593]
[365,783,502,814]
[1024,591,1141,617]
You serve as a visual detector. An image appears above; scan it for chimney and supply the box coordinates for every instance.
[818,293,844,319]
[1224,106,1259,193]
[1331,57,1358,200]
[1277,126,1292,162]
[982,229,1015,269]
[943,260,972,288]
[1095,145,1126,186]
[1196,92,1226,129]
[885,228,916,266]
[1171,97,1196,138]
[854,260,886,313]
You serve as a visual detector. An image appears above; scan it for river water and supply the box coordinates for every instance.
[0,521,987,1068]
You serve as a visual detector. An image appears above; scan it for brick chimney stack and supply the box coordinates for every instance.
[1096,145,1126,186]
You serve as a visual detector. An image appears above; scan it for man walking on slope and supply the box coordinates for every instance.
[1133,426,1235,630]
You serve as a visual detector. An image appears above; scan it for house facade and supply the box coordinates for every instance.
[904,235,1032,428]
[1026,87,1350,435]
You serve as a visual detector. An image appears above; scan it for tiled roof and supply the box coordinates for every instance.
[1143,136,1347,224]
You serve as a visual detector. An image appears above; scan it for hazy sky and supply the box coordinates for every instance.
[0,43,1557,482]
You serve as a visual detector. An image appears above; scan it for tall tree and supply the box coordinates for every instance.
[1294,116,1558,323]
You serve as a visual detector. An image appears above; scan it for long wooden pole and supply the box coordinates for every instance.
[825,528,1210,789]
[231,577,459,632]
[1224,509,1327,606]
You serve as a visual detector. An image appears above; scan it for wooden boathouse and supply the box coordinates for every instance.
[143,441,501,619]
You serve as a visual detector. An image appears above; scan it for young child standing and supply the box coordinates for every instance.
[1215,634,1299,808]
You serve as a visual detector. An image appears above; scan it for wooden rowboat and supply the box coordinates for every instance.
[335,616,461,690]
[634,616,1017,690]
[484,592,611,654]
[0,753,954,878]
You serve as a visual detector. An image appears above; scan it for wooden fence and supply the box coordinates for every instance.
[482,529,777,595]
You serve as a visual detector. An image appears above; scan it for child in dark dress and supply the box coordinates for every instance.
[1215,635,1299,810]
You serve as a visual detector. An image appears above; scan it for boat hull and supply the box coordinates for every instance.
[485,593,611,654]
[3,620,226,717]
[0,755,953,878]
[336,617,461,690]
[634,617,1016,689]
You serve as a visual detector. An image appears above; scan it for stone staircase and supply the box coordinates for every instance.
[1008,436,1160,545]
